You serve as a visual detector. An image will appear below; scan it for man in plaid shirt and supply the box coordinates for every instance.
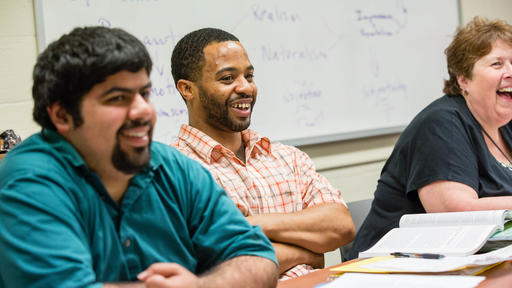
[170,28,355,280]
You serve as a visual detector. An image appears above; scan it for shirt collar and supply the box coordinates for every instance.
[42,128,88,171]
[177,124,272,164]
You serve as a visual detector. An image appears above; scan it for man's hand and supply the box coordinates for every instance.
[138,263,199,288]
[137,256,277,288]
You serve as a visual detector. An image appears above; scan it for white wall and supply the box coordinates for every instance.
[460,0,512,24]
[1,0,511,267]
[0,0,39,138]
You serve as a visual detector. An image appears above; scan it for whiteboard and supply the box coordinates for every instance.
[34,0,459,146]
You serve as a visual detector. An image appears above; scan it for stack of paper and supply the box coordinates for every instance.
[320,273,485,288]
[333,244,512,274]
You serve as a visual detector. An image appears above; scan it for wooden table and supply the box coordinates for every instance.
[277,260,512,288]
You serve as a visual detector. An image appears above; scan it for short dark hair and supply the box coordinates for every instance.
[444,17,512,96]
[171,28,239,89]
[32,26,152,130]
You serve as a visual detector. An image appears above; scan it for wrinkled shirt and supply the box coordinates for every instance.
[0,129,276,287]
[174,124,345,279]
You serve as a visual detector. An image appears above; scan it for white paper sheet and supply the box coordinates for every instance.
[320,273,485,288]
[359,244,512,273]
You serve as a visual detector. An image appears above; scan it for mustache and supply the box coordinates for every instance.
[118,120,153,132]
[227,93,254,103]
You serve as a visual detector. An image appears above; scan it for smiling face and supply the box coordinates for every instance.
[190,41,257,133]
[62,69,155,175]
[459,40,512,129]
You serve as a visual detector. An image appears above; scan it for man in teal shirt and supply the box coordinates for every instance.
[0,26,277,287]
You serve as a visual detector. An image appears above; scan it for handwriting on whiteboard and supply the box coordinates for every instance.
[355,4,408,38]
[260,45,328,62]
[251,4,301,23]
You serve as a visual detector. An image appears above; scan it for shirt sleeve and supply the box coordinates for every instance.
[0,172,102,288]
[292,147,346,208]
[177,157,278,274]
[405,109,480,194]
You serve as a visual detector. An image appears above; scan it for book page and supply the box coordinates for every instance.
[359,225,497,258]
[399,210,509,229]
[489,221,512,241]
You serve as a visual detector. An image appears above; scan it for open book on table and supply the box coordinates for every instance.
[359,209,512,258]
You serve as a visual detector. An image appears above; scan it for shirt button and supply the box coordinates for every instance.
[124,238,131,247]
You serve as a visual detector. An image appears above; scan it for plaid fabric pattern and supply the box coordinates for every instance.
[173,124,345,279]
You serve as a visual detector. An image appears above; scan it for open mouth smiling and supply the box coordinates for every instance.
[497,87,512,98]
[231,103,251,110]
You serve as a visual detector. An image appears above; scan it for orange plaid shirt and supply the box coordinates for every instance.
[173,124,345,280]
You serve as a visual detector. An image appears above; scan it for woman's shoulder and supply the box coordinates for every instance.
[420,94,465,115]
[409,95,473,130]
[393,95,479,149]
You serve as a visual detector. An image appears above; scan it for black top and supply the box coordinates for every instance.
[348,95,512,259]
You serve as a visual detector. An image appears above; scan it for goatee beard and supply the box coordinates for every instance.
[112,120,152,174]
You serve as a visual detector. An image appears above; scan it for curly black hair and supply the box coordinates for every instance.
[171,28,239,97]
[32,26,152,130]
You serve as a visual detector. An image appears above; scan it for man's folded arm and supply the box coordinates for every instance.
[271,242,324,274]
[246,203,355,253]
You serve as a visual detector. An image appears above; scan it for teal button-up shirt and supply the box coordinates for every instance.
[0,129,276,287]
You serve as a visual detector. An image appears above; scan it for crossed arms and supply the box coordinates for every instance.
[247,203,355,274]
